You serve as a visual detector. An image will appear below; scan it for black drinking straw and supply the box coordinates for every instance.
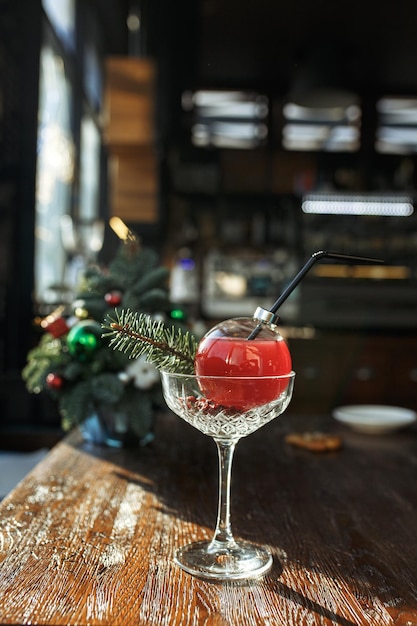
[247,250,384,339]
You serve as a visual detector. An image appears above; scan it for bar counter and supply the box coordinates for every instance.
[0,409,416,625]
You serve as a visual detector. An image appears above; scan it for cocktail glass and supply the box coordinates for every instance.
[160,371,295,580]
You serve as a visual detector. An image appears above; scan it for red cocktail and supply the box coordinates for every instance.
[195,317,292,410]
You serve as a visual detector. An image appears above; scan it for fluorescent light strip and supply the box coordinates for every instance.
[302,195,414,217]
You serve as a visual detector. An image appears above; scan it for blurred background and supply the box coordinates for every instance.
[1,0,417,447]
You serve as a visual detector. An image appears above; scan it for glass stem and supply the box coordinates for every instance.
[211,438,238,548]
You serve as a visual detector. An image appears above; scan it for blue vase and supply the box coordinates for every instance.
[80,408,154,448]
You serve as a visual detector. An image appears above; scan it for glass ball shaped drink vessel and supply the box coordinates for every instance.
[160,313,295,580]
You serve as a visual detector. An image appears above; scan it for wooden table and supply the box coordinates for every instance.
[0,409,416,625]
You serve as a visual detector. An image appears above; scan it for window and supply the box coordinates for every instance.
[376,97,417,154]
[182,90,268,149]
[34,43,75,305]
[282,100,361,152]
[42,0,76,52]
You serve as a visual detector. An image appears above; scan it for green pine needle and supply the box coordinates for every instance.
[102,309,197,374]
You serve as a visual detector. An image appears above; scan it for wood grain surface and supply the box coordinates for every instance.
[0,410,416,625]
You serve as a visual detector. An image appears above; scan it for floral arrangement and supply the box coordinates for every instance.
[22,234,194,446]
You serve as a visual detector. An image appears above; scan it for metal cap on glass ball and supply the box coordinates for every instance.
[253,307,278,326]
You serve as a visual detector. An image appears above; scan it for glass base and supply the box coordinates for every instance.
[174,539,273,580]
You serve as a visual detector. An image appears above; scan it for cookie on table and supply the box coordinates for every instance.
[285,431,343,452]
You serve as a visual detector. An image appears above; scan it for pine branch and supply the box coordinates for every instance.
[102,309,197,374]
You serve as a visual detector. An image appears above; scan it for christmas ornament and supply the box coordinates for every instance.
[40,306,69,338]
[43,316,69,338]
[104,290,122,306]
[67,320,103,361]
[46,372,64,389]
[169,306,187,321]
[73,299,91,319]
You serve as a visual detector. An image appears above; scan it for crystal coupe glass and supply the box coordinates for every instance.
[160,371,295,580]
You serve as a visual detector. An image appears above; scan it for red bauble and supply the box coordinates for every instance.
[104,290,122,306]
[46,373,64,390]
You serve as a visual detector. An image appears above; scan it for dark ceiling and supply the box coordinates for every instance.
[198,0,417,96]
[97,0,417,98]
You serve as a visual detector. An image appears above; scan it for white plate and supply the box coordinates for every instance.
[332,405,417,434]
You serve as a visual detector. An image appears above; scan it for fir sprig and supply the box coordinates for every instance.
[102,309,198,374]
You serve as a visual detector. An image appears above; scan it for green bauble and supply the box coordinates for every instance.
[67,320,103,361]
